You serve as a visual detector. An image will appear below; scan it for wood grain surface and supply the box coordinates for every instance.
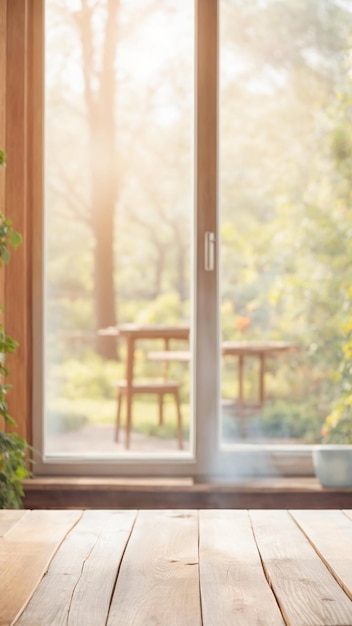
[250,509,352,626]
[1,509,352,626]
[0,510,82,626]
[17,510,136,626]
[199,510,286,625]
[108,510,201,626]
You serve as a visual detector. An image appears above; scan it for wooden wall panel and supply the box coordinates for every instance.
[0,1,6,432]
[5,0,31,441]
[0,1,6,206]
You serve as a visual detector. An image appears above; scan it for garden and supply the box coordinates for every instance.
[43,0,352,453]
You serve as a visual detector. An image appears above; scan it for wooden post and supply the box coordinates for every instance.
[0,1,6,433]
[4,0,40,442]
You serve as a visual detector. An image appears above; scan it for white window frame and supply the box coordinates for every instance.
[31,0,314,478]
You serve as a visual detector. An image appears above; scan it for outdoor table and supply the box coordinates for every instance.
[148,340,295,437]
[221,340,295,435]
[2,508,352,625]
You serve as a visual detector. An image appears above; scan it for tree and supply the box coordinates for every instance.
[219,0,352,419]
[72,0,120,358]
[46,0,192,358]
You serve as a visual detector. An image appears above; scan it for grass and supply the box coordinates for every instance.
[47,397,190,439]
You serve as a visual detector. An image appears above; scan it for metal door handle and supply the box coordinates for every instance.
[204,231,215,271]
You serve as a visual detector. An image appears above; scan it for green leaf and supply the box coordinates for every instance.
[9,231,22,249]
[0,249,10,264]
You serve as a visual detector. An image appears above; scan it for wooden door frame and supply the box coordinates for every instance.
[3,0,43,443]
[1,0,314,477]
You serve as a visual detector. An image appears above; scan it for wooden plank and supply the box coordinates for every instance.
[22,476,352,510]
[199,510,286,625]
[23,476,327,493]
[0,509,81,626]
[0,2,6,400]
[0,510,28,538]
[250,510,352,626]
[16,510,136,626]
[5,0,31,440]
[290,509,352,600]
[107,510,201,625]
[0,0,5,153]
[23,477,194,490]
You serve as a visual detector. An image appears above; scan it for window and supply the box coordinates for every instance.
[27,0,352,476]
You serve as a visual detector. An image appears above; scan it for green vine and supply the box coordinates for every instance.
[0,150,31,509]
[321,287,352,444]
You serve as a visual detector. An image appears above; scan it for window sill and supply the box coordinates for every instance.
[22,476,352,509]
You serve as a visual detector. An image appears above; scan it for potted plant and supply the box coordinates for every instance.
[0,149,31,508]
[313,309,352,488]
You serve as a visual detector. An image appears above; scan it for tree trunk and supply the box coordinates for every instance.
[92,210,117,359]
[79,0,120,359]
[152,240,166,299]
[174,225,188,301]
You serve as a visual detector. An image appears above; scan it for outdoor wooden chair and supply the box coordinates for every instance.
[115,337,183,449]
[115,379,183,449]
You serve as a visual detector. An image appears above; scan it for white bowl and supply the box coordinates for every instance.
[312,445,352,488]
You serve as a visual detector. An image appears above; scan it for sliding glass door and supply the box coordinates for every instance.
[41,0,197,469]
[34,0,352,476]
[218,0,352,463]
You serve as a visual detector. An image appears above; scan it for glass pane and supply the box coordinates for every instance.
[44,0,194,458]
[220,0,352,448]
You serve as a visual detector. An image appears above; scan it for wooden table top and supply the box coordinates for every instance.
[221,340,295,356]
[98,324,190,340]
[1,509,352,625]
[147,340,295,361]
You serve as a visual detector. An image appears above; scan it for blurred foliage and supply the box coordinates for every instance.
[322,295,352,444]
[0,152,31,508]
[322,408,352,444]
[0,432,30,509]
[44,0,352,445]
[49,353,121,400]
[130,292,189,326]
[261,400,324,442]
